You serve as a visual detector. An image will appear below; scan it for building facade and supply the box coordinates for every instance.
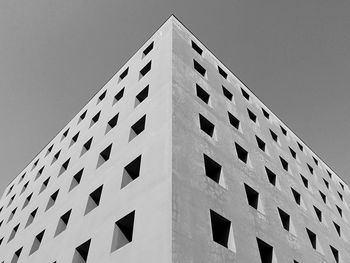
[0,15,349,263]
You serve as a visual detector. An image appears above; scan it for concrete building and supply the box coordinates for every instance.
[0,15,349,263]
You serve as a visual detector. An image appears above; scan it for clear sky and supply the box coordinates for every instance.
[0,0,350,194]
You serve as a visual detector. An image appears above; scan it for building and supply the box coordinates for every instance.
[0,15,349,263]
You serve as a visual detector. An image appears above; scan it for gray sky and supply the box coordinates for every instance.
[1,0,350,194]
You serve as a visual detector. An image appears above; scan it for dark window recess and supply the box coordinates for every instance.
[203,154,222,184]
[218,66,228,79]
[235,143,248,164]
[256,238,274,263]
[114,88,125,104]
[26,208,38,228]
[279,157,288,171]
[58,158,70,176]
[143,41,154,57]
[46,144,53,156]
[191,40,203,55]
[79,110,87,122]
[46,190,59,211]
[265,167,276,186]
[291,188,301,205]
[333,222,341,237]
[81,137,93,156]
[222,86,233,101]
[306,228,317,249]
[52,150,61,164]
[8,208,17,222]
[11,247,22,263]
[247,109,257,122]
[70,132,80,147]
[32,159,39,170]
[330,246,339,263]
[20,181,29,194]
[0,237,3,245]
[193,59,206,77]
[256,136,266,152]
[327,170,332,179]
[336,205,342,217]
[55,209,72,236]
[69,169,84,191]
[8,224,20,242]
[111,211,135,252]
[210,210,232,249]
[297,141,303,152]
[262,108,270,119]
[313,206,322,222]
[307,164,314,175]
[338,192,343,201]
[139,61,152,79]
[61,129,69,141]
[196,84,210,104]
[97,144,112,168]
[270,130,278,143]
[199,114,215,137]
[97,90,106,103]
[106,113,119,133]
[244,184,259,209]
[339,182,344,190]
[228,112,240,130]
[241,88,250,100]
[135,85,149,107]
[19,173,26,183]
[22,193,33,209]
[121,155,141,189]
[129,115,146,141]
[85,185,103,215]
[300,174,308,188]
[90,111,101,127]
[8,194,15,207]
[319,191,326,204]
[277,208,290,231]
[29,230,45,255]
[289,147,296,159]
[280,126,287,136]
[313,156,319,166]
[323,179,329,189]
[73,239,91,263]
[119,67,129,81]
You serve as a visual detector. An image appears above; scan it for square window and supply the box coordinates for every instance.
[29,230,45,255]
[90,111,101,127]
[55,209,72,236]
[121,155,141,189]
[228,112,240,130]
[277,208,290,231]
[196,84,210,104]
[85,185,103,215]
[139,61,152,79]
[203,154,223,185]
[222,86,233,101]
[114,87,125,104]
[191,40,203,55]
[193,59,206,77]
[199,114,215,137]
[241,88,250,100]
[97,144,112,167]
[210,210,235,251]
[256,238,274,263]
[247,109,257,122]
[119,67,129,82]
[235,143,248,164]
[265,167,276,186]
[129,115,146,141]
[256,136,266,152]
[106,113,119,133]
[143,41,154,57]
[135,85,149,107]
[73,239,91,263]
[69,168,84,191]
[244,184,259,209]
[218,66,228,79]
[111,211,135,252]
